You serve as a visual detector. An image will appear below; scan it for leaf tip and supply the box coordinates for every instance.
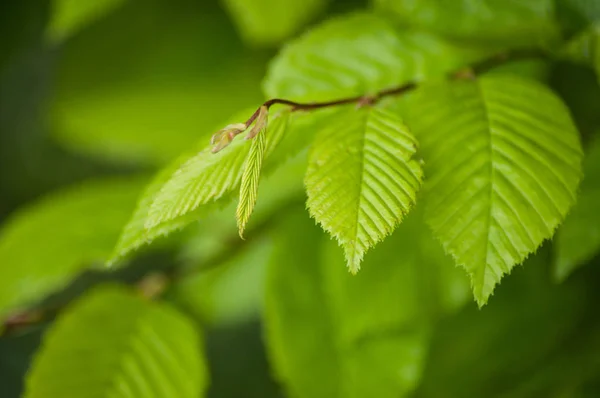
[237,222,247,240]
[475,297,488,309]
[344,247,362,274]
[471,277,497,309]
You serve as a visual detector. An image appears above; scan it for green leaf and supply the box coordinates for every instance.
[237,109,269,237]
[305,106,423,273]
[145,110,289,231]
[374,0,558,46]
[263,12,489,102]
[108,158,197,266]
[221,0,327,46]
[110,108,319,263]
[405,75,583,306]
[24,285,207,398]
[47,0,126,42]
[51,0,266,164]
[0,177,147,317]
[554,138,600,281]
[265,208,470,398]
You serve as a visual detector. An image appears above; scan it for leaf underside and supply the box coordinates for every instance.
[406,75,583,306]
[305,106,423,273]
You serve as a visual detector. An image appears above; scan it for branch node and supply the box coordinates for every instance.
[356,95,377,108]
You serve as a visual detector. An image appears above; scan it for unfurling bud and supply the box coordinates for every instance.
[245,105,268,141]
[210,106,269,154]
[210,123,247,153]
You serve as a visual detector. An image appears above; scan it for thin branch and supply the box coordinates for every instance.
[243,48,549,127]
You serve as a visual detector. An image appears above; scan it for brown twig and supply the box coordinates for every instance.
[242,48,549,127]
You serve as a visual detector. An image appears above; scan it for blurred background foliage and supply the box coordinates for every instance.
[1,0,600,397]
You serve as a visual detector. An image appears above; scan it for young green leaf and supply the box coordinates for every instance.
[405,75,583,306]
[110,109,320,263]
[110,108,268,264]
[24,285,207,398]
[222,0,326,46]
[305,106,423,273]
[145,110,289,231]
[554,138,600,281]
[108,160,195,265]
[263,13,490,102]
[237,107,269,237]
[374,0,558,46]
[0,177,147,317]
[265,209,470,398]
[109,107,262,264]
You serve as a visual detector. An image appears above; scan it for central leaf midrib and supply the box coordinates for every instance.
[474,79,494,298]
[348,108,371,271]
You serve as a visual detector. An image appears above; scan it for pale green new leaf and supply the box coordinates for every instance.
[263,12,490,102]
[108,108,258,264]
[405,75,583,306]
[109,160,193,265]
[0,177,147,317]
[374,0,558,46]
[265,209,470,398]
[221,0,327,46]
[24,286,207,398]
[110,108,321,263]
[554,138,600,281]
[146,111,289,231]
[47,0,126,42]
[305,106,423,273]
[237,115,268,237]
